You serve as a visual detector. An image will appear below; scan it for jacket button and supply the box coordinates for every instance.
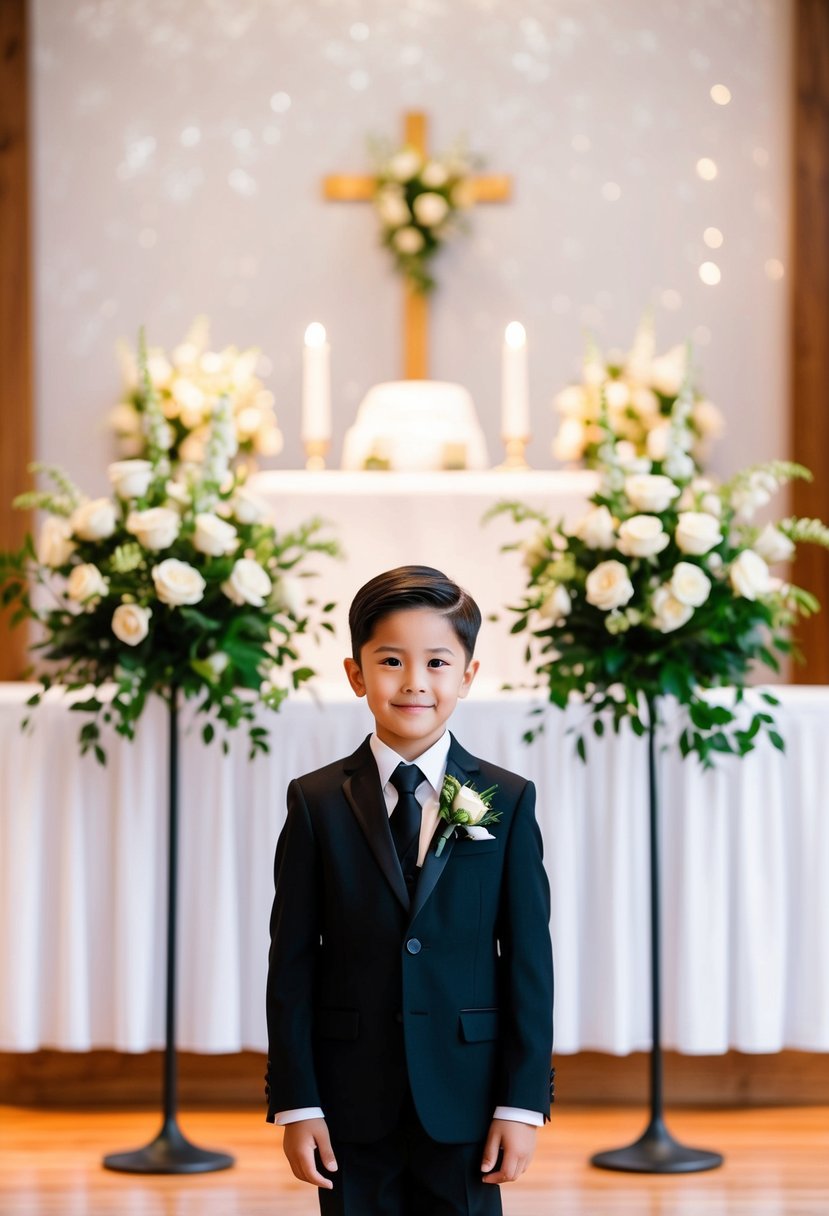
[406,938,422,955]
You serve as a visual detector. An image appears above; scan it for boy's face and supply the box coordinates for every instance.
[344,607,479,760]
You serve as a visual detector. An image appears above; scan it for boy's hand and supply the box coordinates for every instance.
[282,1117,338,1190]
[481,1118,537,1184]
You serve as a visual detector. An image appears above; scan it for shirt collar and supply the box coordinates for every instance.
[369,731,451,795]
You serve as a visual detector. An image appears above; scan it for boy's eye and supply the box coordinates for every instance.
[380,657,402,667]
[427,658,448,668]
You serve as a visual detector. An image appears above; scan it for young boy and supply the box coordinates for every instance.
[265,566,554,1215]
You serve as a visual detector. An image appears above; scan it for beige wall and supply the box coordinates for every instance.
[31,0,791,488]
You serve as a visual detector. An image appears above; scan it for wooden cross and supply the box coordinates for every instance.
[323,111,511,380]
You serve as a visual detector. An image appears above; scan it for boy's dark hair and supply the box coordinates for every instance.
[349,566,482,663]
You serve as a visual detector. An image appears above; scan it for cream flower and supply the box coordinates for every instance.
[230,486,270,525]
[66,563,109,605]
[274,575,305,618]
[693,399,725,439]
[646,422,672,462]
[221,557,272,607]
[393,226,425,255]
[650,345,687,396]
[412,191,450,227]
[625,474,681,514]
[112,603,151,646]
[754,524,795,565]
[376,189,411,228]
[538,583,571,622]
[617,515,670,558]
[107,459,154,500]
[554,385,588,418]
[70,498,117,541]
[574,505,615,550]
[585,560,635,611]
[388,149,421,181]
[669,562,712,607]
[675,511,722,556]
[127,507,181,551]
[452,786,490,825]
[553,418,587,462]
[652,585,694,633]
[729,550,771,600]
[152,558,206,606]
[37,516,75,567]
[421,161,449,189]
[193,513,238,557]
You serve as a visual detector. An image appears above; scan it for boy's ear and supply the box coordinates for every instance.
[457,658,479,700]
[343,657,366,698]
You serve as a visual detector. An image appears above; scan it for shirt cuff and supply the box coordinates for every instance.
[493,1105,544,1126]
[272,1106,325,1125]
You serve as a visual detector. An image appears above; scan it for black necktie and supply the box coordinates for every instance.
[389,763,424,891]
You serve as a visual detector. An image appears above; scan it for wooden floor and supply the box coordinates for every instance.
[2,1106,828,1214]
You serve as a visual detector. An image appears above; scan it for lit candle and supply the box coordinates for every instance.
[302,322,331,442]
[502,321,529,439]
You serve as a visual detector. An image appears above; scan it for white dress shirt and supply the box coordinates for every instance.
[274,731,543,1128]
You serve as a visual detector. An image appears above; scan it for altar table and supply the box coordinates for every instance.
[1,682,827,1057]
[248,469,598,683]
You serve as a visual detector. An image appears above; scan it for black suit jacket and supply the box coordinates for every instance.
[265,733,554,1144]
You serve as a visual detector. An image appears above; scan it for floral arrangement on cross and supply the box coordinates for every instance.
[552,317,725,472]
[110,316,284,468]
[371,139,477,295]
[1,333,338,762]
[494,367,829,766]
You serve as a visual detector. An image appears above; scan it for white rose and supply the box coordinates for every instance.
[37,516,75,567]
[377,189,411,228]
[152,558,206,606]
[452,786,489,825]
[664,452,695,482]
[421,160,449,188]
[625,473,681,514]
[274,574,305,617]
[615,442,651,475]
[675,511,722,555]
[632,387,660,419]
[652,585,694,633]
[221,557,272,607]
[650,346,687,396]
[230,486,270,525]
[388,149,421,181]
[552,418,587,462]
[127,507,181,551]
[112,602,151,646]
[194,513,238,557]
[538,583,571,622]
[179,431,207,465]
[66,562,109,605]
[554,385,588,419]
[574,505,615,550]
[253,424,284,456]
[732,471,777,521]
[393,226,425,255]
[617,515,670,558]
[754,523,795,565]
[165,479,191,510]
[729,550,771,600]
[700,492,722,518]
[70,498,117,541]
[521,530,549,570]
[412,191,449,228]
[107,459,154,500]
[669,562,712,607]
[585,560,635,611]
[646,422,672,462]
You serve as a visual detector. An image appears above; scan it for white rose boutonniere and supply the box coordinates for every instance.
[436,774,500,856]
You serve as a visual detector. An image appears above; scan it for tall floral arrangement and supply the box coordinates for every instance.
[2,336,337,762]
[371,139,476,294]
[110,317,283,467]
[552,319,724,471]
[496,380,829,766]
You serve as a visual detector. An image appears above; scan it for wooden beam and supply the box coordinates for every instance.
[0,0,33,680]
[791,0,829,683]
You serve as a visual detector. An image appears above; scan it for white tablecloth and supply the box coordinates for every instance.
[1,682,827,1056]
[248,470,598,684]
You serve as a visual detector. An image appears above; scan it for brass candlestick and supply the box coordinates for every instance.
[497,436,531,470]
[304,438,330,471]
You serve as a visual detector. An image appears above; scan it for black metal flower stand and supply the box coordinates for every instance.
[103,689,235,1174]
[590,698,723,1174]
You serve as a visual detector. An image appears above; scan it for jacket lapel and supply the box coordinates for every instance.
[408,734,481,925]
[342,739,410,912]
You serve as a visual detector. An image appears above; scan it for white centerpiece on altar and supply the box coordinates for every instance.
[341,379,490,471]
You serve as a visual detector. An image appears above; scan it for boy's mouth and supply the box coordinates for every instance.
[392,702,435,711]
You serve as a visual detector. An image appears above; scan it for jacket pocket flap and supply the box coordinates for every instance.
[317,1008,360,1041]
[459,1008,500,1042]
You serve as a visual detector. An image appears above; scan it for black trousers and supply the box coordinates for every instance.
[317,1092,502,1216]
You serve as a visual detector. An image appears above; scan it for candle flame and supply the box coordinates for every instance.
[304,322,327,347]
[505,321,526,348]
